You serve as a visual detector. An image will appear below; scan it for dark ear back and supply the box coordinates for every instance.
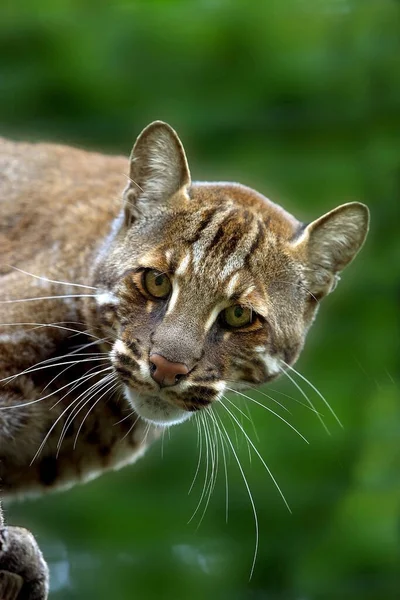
[124,121,191,223]
[292,202,370,298]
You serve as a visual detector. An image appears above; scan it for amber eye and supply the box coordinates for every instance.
[143,270,172,298]
[223,304,252,328]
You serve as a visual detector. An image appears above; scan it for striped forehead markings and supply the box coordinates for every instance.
[167,205,266,282]
[218,217,261,280]
[245,219,265,265]
[192,207,236,271]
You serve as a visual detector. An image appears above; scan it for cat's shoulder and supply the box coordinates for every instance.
[0,137,125,269]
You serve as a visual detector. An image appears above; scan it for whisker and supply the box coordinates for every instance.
[28,370,115,465]
[225,387,309,444]
[2,357,109,387]
[55,370,115,444]
[225,379,291,414]
[282,361,343,428]
[0,322,103,342]
[222,394,251,423]
[125,173,144,193]
[196,410,219,529]
[113,411,135,427]
[0,365,113,412]
[208,412,220,498]
[70,338,112,353]
[7,265,98,290]
[214,410,259,580]
[223,394,253,460]
[51,366,114,414]
[120,413,141,442]
[280,369,330,435]
[212,410,229,523]
[266,386,324,415]
[273,279,319,304]
[187,413,210,525]
[42,354,110,393]
[73,380,119,449]
[247,386,291,414]
[31,398,83,464]
[225,376,324,417]
[41,362,79,393]
[242,400,260,444]
[219,401,291,513]
[68,327,116,343]
[188,414,203,495]
[0,294,97,304]
[0,335,109,385]
[161,427,166,459]
[142,422,152,445]
[55,373,116,455]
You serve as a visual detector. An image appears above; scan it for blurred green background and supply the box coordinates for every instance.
[1,0,399,598]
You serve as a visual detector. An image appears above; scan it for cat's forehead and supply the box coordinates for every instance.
[136,185,299,306]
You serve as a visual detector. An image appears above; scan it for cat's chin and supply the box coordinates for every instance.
[123,386,192,427]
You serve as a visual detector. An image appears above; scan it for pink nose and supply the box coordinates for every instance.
[149,353,189,387]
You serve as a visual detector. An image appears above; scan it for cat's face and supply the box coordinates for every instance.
[101,192,306,426]
[91,122,369,427]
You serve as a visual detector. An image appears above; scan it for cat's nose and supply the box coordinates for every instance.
[149,353,189,387]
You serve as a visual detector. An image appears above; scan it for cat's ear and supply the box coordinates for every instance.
[291,202,369,299]
[124,121,191,223]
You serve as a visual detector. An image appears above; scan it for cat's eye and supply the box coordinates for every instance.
[223,304,253,328]
[143,270,172,299]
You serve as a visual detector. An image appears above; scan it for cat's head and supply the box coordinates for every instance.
[91,121,369,427]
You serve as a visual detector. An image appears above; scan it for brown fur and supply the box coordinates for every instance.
[0,122,369,597]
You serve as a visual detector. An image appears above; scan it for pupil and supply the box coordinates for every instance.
[234,306,243,318]
[155,275,163,286]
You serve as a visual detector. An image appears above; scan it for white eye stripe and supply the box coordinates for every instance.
[225,272,240,296]
[240,284,256,299]
[166,283,180,315]
[204,304,224,332]
[175,253,191,276]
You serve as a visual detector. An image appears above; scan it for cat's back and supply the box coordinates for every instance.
[0,137,126,272]
[0,136,127,198]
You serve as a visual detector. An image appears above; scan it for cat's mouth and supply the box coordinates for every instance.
[111,340,224,426]
[123,385,192,427]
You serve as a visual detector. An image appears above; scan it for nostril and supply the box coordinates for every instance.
[149,353,189,387]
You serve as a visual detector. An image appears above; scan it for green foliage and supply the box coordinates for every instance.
[1,1,399,598]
